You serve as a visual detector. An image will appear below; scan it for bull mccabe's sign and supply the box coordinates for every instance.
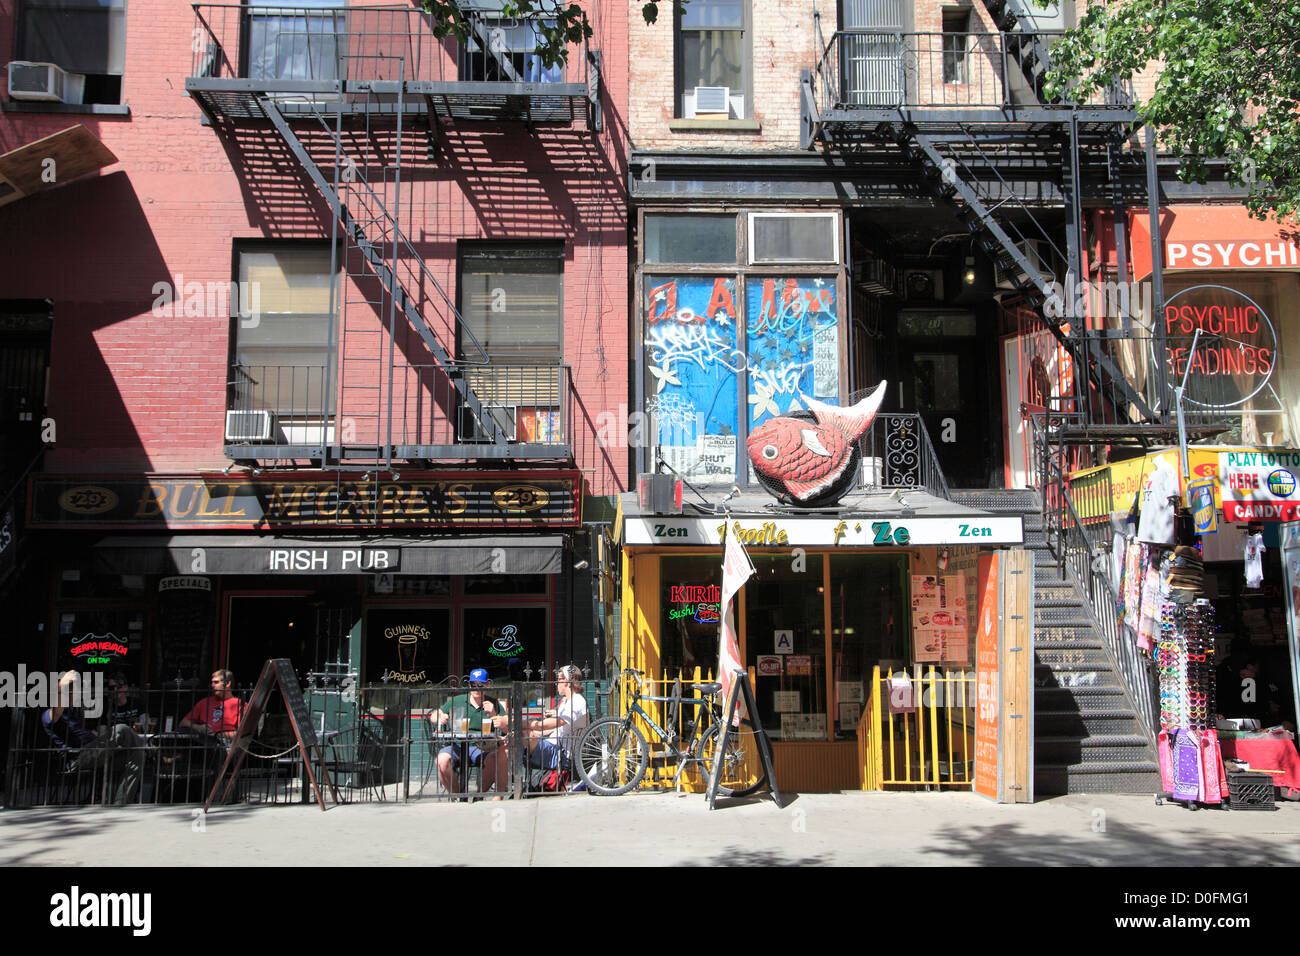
[28,472,580,529]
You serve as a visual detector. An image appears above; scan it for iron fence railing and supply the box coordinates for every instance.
[1029,417,1159,738]
[858,412,952,500]
[225,362,572,452]
[4,678,617,807]
[811,27,1134,113]
[190,3,590,87]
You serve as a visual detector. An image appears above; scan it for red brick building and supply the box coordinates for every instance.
[0,1,628,693]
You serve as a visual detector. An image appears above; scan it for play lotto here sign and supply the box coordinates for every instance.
[1219,450,1300,521]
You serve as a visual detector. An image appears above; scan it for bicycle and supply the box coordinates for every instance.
[575,668,766,797]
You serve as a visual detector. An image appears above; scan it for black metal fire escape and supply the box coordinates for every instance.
[802,0,1180,440]
[186,3,601,467]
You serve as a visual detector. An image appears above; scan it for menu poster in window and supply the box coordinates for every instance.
[645,275,740,484]
[836,681,863,703]
[914,628,944,662]
[838,702,861,730]
[772,690,800,712]
[153,582,216,686]
[780,713,827,740]
[912,575,942,609]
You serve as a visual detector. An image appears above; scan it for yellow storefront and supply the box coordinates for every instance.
[614,496,1033,796]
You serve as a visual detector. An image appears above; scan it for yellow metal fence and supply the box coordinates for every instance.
[857,666,976,790]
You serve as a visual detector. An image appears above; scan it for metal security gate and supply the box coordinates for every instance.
[840,0,907,106]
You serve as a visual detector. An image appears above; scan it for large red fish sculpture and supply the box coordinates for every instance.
[747,380,887,507]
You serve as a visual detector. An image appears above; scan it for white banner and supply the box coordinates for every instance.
[624,515,1024,547]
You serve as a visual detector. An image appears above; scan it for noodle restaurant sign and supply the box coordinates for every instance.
[1219,451,1300,522]
[1162,286,1277,409]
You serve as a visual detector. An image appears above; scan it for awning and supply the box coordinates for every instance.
[91,535,564,575]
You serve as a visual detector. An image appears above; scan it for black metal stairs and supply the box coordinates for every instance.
[953,488,1161,794]
[258,95,508,448]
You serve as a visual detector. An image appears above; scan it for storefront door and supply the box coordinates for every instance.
[898,313,991,487]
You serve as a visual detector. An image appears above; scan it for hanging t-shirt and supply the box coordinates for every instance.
[1137,460,1180,546]
[1244,533,1266,588]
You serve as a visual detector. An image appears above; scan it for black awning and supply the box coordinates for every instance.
[91,535,564,576]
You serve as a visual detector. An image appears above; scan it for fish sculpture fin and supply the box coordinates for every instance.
[801,380,888,444]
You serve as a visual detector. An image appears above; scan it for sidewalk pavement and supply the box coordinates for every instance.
[4,791,1300,867]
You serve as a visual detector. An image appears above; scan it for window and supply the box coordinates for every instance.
[942,9,971,85]
[676,0,747,119]
[246,0,344,81]
[458,245,564,442]
[458,15,563,83]
[17,0,125,104]
[231,246,336,425]
[749,213,839,264]
[644,215,737,264]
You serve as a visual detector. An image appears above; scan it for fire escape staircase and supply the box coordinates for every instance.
[187,5,598,465]
[806,0,1167,793]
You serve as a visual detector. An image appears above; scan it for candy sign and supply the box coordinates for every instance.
[1219,451,1300,521]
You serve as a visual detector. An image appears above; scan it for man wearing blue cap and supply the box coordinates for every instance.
[428,668,506,794]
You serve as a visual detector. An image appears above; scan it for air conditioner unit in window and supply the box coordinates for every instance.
[8,61,85,104]
[458,404,518,442]
[996,239,1054,290]
[693,86,730,114]
[225,410,276,442]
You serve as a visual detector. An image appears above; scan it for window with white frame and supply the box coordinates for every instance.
[748,213,840,264]
[676,0,748,119]
[232,246,336,424]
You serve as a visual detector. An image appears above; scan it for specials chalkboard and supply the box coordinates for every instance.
[152,583,215,685]
[274,659,317,749]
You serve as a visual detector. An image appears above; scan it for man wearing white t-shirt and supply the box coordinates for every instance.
[526,664,588,770]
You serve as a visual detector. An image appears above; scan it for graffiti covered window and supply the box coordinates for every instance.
[645,275,742,484]
[644,274,842,485]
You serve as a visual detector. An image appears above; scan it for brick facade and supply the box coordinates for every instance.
[0,0,630,496]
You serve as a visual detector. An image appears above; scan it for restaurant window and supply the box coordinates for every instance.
[246,0,344,82]
[231,246,336,431]
[659,556,723,677]
[744,554,827,740]
[17,0,125,105]
[457,244,564,442]
[827,554,910,739]
[676,0,748,119]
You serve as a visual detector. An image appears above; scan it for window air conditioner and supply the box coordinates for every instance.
[8,62,85,104]
[458,404,518,442]
[996,239,1053,290]
[225,410,276,442]
[692,86,730,114]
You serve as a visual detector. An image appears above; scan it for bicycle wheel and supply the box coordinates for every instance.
[576,717,648,796]
[700,721,767,798]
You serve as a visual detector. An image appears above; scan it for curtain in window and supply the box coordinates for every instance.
[247,0,343,81]
[20,0,125,75]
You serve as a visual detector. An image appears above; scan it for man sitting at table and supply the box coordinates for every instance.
[179,669,246,742]
[428,669,507,794]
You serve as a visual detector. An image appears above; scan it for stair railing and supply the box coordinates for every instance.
[1040,441,1159,739]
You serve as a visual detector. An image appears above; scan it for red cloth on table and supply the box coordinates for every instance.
[1219,736,1300,791]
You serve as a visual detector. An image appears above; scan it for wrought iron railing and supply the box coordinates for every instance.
[858,412,952,500]
[189,3,590,87]
[225,362,573,453]
[1030,417,1159,737]
[5,675,612,807]
[810,27,1134,113]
